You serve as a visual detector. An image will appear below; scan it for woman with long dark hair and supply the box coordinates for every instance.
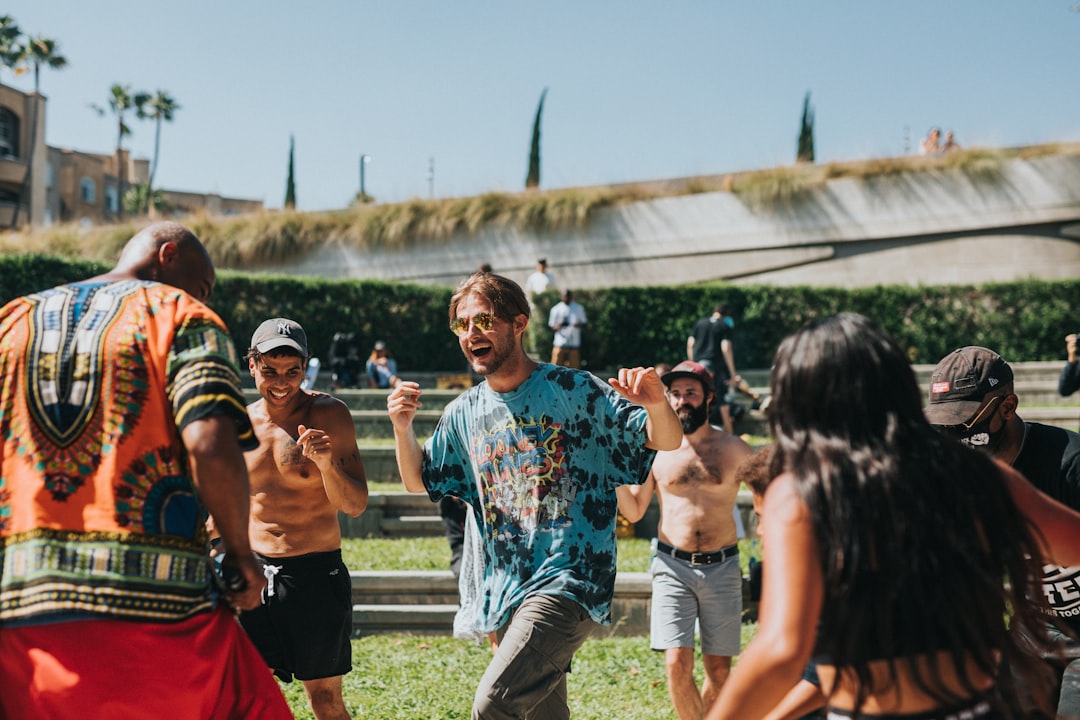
[708,313,1080,719]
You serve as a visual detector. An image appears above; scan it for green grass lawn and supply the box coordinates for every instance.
[341,535,759,575]
[341,535,660,573]
[315,535,761,717]
[279,526,762,717]
[277,628,759,719]
[367,480,412,493]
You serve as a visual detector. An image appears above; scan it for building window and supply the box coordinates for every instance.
[104,185,118,213]
[0,107,18,158]
[81,177,96,203]
[45,161,53,189]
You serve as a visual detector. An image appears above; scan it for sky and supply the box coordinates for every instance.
[5,1,1079,212]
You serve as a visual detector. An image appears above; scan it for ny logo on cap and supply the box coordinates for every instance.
[277,322,292,336]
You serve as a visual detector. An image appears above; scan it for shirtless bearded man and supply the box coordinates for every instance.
[617,360,753,720]
[241,317,369,720]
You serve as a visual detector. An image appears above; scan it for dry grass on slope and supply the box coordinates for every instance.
[6,143,1076,269]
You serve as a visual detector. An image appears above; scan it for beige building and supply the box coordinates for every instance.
[159,188,263,216]
[45,147,145,225]
[0,84,47,227]
[1,83,261,228]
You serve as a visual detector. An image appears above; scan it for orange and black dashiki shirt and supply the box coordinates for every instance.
[0,279,256,627]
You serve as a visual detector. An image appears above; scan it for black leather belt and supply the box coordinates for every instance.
[656,540,738,567]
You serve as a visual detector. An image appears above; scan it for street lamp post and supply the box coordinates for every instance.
[359,154,371,202]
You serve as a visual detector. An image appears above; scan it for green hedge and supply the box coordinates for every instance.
[3,253,1078,371]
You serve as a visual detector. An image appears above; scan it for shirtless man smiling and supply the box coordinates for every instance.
[617,360,753,720]
[240,317,368,720]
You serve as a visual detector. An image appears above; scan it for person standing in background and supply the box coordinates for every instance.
[524,258,557,356]
[942,130,962,153]
[1059,332,1080,401]
[523,257,556,300]
[687,304,741,433]
[548,288,588,368]
[328,331,363,390]
[920,126,942,155]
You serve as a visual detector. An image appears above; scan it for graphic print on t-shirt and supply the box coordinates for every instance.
[1044,564,1080,622]
[471,415,576,538]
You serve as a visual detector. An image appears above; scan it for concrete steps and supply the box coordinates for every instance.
[348,570,652,637]
[913,361,1067,385]
[341,489,757,543]
[246,361,1080,482]
[352,603,460,635]
[351,571,461,634]
[339,492,445,538]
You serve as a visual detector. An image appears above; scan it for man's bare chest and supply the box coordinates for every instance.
[248,421,315,480]
[654,448,729,490]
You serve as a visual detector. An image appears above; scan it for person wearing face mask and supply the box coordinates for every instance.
[925,346,1080,720]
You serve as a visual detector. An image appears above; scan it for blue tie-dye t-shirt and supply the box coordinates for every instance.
[422,363,656,633]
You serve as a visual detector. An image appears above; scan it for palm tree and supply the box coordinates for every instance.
[92,84,149,220]
[11,34,66,228]
[136,90,179,215]
[0,16,23,87]
[24,35,66,94]
[123,183,169,216]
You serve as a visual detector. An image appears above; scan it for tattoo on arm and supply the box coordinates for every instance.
[281,440,304,465]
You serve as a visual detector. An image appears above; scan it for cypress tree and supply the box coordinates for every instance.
[797,91,815,163]
[525,88,548,189]
[284,135,297,209]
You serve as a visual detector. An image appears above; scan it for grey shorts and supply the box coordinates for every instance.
[650,547,742,656]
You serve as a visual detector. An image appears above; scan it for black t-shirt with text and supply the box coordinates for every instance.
[1013,422,1080,636]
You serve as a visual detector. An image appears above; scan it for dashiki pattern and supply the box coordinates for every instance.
[422,363,655,634]
[0,279,255,626]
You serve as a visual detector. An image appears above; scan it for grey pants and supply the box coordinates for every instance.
[472,594,597,720]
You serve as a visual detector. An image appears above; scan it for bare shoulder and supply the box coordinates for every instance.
[246,398,270,427]
[307,390,350,409]
[764,472,810,522]
[700,426,754,455]
[303,391,352,418]
[310,392,360,439]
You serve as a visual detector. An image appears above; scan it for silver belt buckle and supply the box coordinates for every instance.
[689,551,709,566]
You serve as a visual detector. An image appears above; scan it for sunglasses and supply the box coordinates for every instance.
[450,312,496,336]
[939,394,1005,436]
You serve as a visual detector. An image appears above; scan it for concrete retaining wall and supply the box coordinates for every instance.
[256,151,1080,291]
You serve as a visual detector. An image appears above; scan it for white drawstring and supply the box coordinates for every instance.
[263,563,282,598]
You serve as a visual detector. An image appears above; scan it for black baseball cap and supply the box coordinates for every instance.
[250,317,309,356]
[924,346,1013,425]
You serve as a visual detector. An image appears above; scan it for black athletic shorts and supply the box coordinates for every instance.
[238,549,353,683]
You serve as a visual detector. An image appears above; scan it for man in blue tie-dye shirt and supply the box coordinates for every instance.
[389,272,682,719]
